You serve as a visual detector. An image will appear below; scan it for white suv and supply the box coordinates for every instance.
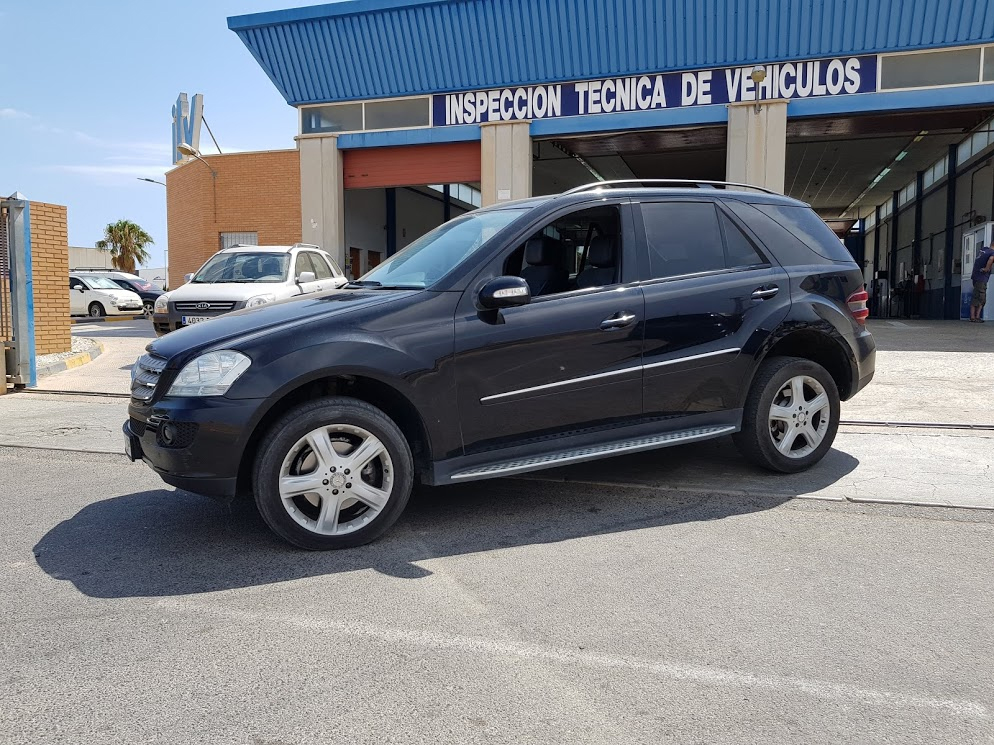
[152,244,347,336]
[69,273,144,318]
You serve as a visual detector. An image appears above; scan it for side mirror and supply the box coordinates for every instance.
[183,273,194,283]
[297,271,316,284]
[72,284,85,292]
[477,276,531,310]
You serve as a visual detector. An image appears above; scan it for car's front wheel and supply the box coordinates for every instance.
[253,397,414,550]
[143,301,155,318]
[87,302,105,318]
[733,356,840,473]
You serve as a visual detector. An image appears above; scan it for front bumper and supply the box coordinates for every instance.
[125,394,266,499]
[108,303,144,315]
[152,305,243,336]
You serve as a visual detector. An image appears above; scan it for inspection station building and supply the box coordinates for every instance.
[165,0,994,319]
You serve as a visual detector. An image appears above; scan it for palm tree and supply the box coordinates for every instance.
[96,220,154,274]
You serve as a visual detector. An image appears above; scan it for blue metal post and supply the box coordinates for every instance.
[3,194,35,387]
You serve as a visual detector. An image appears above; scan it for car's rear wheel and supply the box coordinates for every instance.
[733,356,840,473]
[87,302,105,318]
[253,397,414,550]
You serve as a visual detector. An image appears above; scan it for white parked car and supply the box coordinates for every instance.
[69,272,144,318]
[152,244,348,336]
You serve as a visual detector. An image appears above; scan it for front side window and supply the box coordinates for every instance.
[294,253,316,279]
[502,205,623,297]
[358,209,527,289]
[306,252,334,280]
[191,252,290,284]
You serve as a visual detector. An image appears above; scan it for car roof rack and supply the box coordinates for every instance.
[71,267,118,272]
[562,179,781,196]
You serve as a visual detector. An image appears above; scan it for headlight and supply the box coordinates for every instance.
[246,293,276,308]
[166,351,251,397]
[154,294,169,313]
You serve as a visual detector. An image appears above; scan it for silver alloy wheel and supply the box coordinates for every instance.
[278,424,394,536]
[143,301,154,318]
[767,375,831,459]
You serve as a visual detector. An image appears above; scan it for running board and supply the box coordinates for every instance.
[449,425,737,481]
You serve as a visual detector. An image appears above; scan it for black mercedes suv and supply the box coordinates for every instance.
[125,181,875,550]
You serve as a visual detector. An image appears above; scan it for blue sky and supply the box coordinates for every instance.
[0,1,327,269]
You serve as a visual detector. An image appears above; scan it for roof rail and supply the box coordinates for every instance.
[71,267,118,272]
[562,179,781,196]
[292,242,320,249]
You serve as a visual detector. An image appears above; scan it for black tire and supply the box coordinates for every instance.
[143,301,155,318]
[733,356,840,474]
[87,302,105,318]
[253,396,414,550]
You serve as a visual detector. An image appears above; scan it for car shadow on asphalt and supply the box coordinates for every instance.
[33,443,859,598]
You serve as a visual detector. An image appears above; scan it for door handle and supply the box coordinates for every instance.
[751,286,780,300]
[600,312,637,330]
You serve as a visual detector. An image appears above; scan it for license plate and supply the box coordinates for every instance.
[181,316,211,325]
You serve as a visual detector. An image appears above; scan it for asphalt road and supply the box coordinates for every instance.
[2,445,992,744]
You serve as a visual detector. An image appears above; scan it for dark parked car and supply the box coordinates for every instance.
[125,181,875,550]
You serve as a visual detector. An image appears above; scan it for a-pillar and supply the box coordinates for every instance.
[480,121,532,207]
[725,101,788,194]
[299,135,346,268]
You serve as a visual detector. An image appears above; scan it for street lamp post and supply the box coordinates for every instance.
[136,177,169,288]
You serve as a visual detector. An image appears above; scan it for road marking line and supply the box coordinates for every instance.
[156,599,987,719]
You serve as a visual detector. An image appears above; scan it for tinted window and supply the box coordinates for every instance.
[641,202,724,279]
[755,204,854,263]
[719,212,766,268]
[724,200,827,267]
[306,252,333,280]
[503,205,622,296]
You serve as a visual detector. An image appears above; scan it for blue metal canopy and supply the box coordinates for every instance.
[229,0,994,106]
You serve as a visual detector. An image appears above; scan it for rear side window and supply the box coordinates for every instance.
[754,204,854,263]
[640,202,767,280]
[718,212,766,268]
[641,202,724,279]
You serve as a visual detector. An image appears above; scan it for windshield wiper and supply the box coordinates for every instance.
[346,280,382,288]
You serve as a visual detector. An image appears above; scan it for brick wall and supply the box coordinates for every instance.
[166,150,301,289]
[28,202,71,355]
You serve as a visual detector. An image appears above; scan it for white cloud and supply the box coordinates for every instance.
[0,108,31,120]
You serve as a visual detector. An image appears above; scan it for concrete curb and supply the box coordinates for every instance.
[36,340,105,379]
[71,315,146,324]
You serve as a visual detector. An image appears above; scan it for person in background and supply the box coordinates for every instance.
[971,244,994,323]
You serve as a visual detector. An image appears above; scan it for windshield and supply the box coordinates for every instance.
[357,209,527,289]
[130,279,154,291]
[192,252,290,284]
[82,276,124,290]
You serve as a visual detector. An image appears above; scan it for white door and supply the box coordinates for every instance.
[69,278,86,315]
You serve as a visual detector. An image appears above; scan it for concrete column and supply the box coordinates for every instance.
[480,121,532,207]
[299,135,346,268]
[725,101,788,194]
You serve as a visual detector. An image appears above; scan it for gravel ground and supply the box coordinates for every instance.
[36,336,99,366]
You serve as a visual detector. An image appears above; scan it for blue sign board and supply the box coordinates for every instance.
[433,56,878,126]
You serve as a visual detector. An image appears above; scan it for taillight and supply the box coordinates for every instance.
[847,289,869,325]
